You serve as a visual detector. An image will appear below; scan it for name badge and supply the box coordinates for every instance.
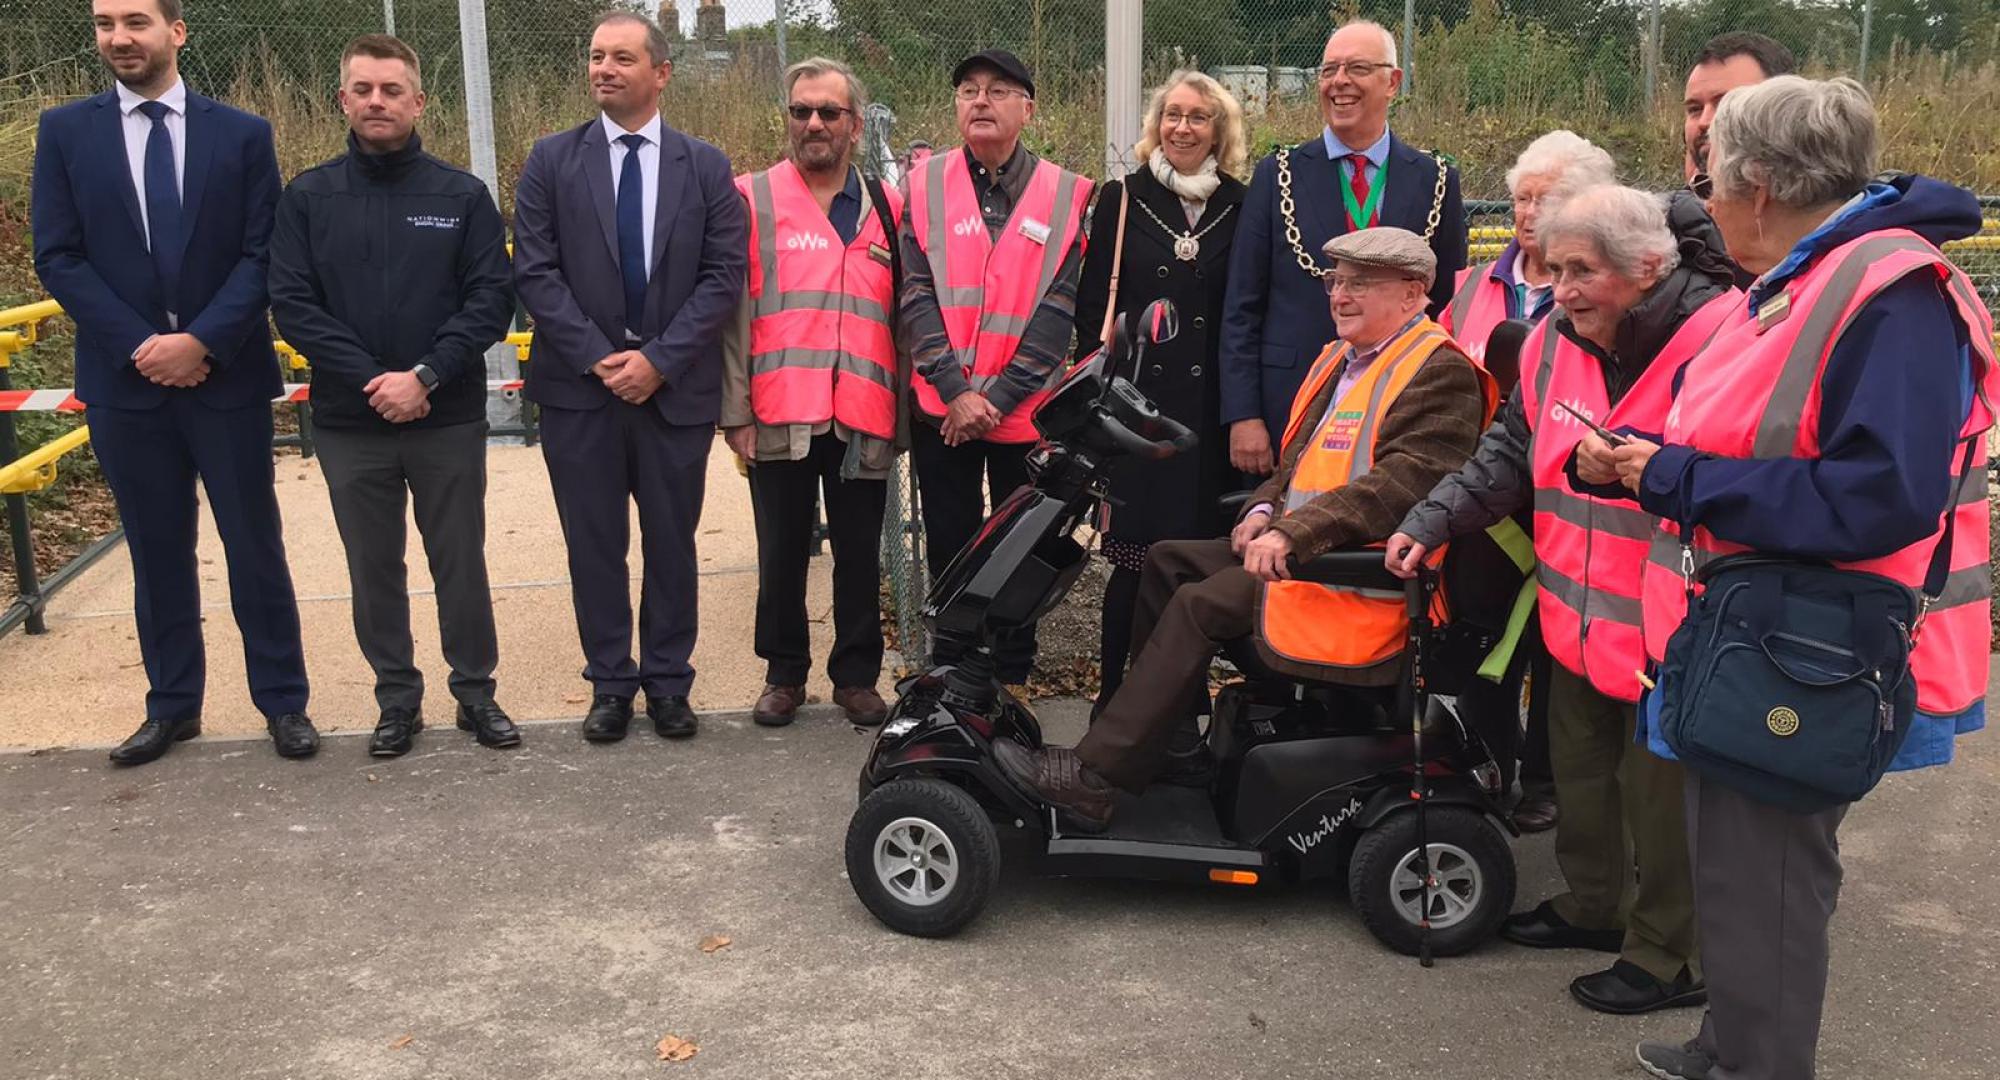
[1019,217,1051,245]
[1756,290,1793,333]
[868,242,892,266]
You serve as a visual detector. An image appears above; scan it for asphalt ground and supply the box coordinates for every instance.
[3,694,1995,1079]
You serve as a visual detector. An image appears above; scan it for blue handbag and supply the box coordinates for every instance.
[1654,444,1970,812]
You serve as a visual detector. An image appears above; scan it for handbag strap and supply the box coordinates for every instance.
[1921,437,1979,605]
[1098,180,1132,346]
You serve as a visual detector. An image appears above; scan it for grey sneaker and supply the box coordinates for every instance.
[1636,1039,1712,1080]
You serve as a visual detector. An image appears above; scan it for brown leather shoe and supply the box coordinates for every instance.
[1513,790,1560,833]
[992,740,1116,831]
[753,684,805,728]
[832,685,890,727]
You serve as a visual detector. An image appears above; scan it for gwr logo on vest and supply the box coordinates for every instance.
[1553,396,1600,430]
[784,231,832,252]
[1320,410,1364,451]
[952,215,984,238]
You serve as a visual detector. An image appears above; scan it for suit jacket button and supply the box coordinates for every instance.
[1150,364,1164,377]
[1192,315,1206,329]
[1189,364,1203,377]
[1155,265,1169,278]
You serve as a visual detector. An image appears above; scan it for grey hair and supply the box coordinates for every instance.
[1709,75,1878,209]
[784,56,868,119]
[1505,130,1615,197]
[592,11,673,67]
[1538,184,1681,282]
[1328,20,1399,68]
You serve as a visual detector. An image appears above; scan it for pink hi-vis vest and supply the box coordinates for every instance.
[906,149,1092,443]
[734,161,902,440]
[1517,291,1738,702]
[1639,229,2000,718]
[1441,261,1514,366]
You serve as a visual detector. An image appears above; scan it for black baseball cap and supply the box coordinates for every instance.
[951,49,1035,98]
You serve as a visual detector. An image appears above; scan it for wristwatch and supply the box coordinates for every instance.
[411,363,440,391]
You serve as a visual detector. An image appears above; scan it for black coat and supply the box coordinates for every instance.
[1074,166,1245,544]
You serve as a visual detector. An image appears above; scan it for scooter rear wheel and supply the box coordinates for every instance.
[1347,805,1515,957]
[846,778,1002,938]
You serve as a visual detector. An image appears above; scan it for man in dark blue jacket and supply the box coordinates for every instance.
[33,0,313,765]
[268,34,517,758]
[1218,19,1466,478]
[513,12,748,743]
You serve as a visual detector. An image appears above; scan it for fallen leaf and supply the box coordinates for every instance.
[565,694,588,705]
[389,1035,414,1050]
[1248,1012,1266,1033]
[656,1034,699,1062]
[698,934,731,954]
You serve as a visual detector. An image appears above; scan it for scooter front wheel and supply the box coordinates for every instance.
[846,778,1002,938]
[1347,805,1516,957]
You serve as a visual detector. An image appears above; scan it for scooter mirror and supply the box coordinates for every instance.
[1136,298,1180,350]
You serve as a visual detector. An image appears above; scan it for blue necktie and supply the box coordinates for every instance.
[616,132,648,334]
[137,100,183,313]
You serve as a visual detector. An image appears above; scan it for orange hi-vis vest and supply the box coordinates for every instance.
[906,148,1092,443]
[1441,261,1514,366]
[1260,318,1480,669]
[1516,291,1738,702]
[1639,229,2000,719]
[735,161,902,440]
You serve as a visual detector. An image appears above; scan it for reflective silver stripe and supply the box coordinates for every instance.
[1536,561,1643,626]
[750,170,782,309]
[1530,322,1558,414]
[1534,487,1656,541]
[922,152,951,262]
[979,311,1031,337]
[1447,264,1488,333]
[1351,330,1446,476]
[753,289,892,325]
[1752,235,1938,457]
[750,347,897,388]
[1034,169,1081,302]
[1960,467,1989,505]
[1935,564,1992,609]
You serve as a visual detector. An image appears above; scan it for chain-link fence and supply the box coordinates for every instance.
[4,0,1999,665]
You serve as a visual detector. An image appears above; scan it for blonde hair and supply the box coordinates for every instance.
[1132,70,1247,177]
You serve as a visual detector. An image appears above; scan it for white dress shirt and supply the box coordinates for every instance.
[117,78,187,249]
[601,111,662,282]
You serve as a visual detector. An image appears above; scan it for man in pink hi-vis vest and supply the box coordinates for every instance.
[898,49,1093,693]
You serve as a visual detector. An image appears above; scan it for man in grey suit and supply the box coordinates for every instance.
[513,10,748,743]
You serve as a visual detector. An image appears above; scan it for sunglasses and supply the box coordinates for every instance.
[1689,172,1714,200]
[787,103,852,123]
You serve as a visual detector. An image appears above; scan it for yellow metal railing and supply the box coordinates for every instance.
[0,427,89,495]
[0,299,64,369]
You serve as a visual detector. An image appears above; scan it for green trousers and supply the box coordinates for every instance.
[1544,665,1699,982]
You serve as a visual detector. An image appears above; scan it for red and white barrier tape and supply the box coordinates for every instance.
[0,379,529,412]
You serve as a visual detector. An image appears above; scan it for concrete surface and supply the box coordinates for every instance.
[0,438,892,747]
[2,697,1996,1079]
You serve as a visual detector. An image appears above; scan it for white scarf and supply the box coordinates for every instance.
[1149,148,1221,214]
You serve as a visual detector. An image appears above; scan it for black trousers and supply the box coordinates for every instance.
[539,403,711,699]
[314,421,498,714]
[1096,564,1143,708]
[86,398,308,723]
[1453,621,1550,795]
[748,432,887,689]
[909,421,1036,682]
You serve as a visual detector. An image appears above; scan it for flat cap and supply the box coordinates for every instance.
[1322,226,1436,287]
[951,49,1035,98]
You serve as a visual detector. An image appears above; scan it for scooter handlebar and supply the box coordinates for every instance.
[1097,410,1196,461]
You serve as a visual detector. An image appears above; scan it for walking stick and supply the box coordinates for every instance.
[1407,567,1439,967]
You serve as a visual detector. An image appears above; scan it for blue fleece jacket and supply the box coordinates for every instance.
[1634,175,1986,769]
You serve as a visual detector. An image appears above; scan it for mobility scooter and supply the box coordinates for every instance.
[845,301,1522,958]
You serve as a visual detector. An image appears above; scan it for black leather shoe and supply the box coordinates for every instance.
[1636,1038,1714,1080]
[267,712,320,759]
[369,707,423,757]
[1571,961,1707,1015]
[1499,899,1625,952]
[108,715,200,766]
[648,694,699,738]
[1512,790,1560,833]
[581,694,633,742]
[457,700,522,749]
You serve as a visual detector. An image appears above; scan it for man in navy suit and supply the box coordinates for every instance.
[514,11,748,743]
[32,0,314,765]
[1219,20,1466,476]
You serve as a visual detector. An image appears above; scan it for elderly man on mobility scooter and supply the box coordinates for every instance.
[997,227,1494,829]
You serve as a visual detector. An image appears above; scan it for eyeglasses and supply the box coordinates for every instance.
[1161,109,1213,129]
[955,83,1027,103]
[1689,171,1715,200]
[787,103,852,123]
[1322,272,1407,296]
[1318,60,1392,80]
